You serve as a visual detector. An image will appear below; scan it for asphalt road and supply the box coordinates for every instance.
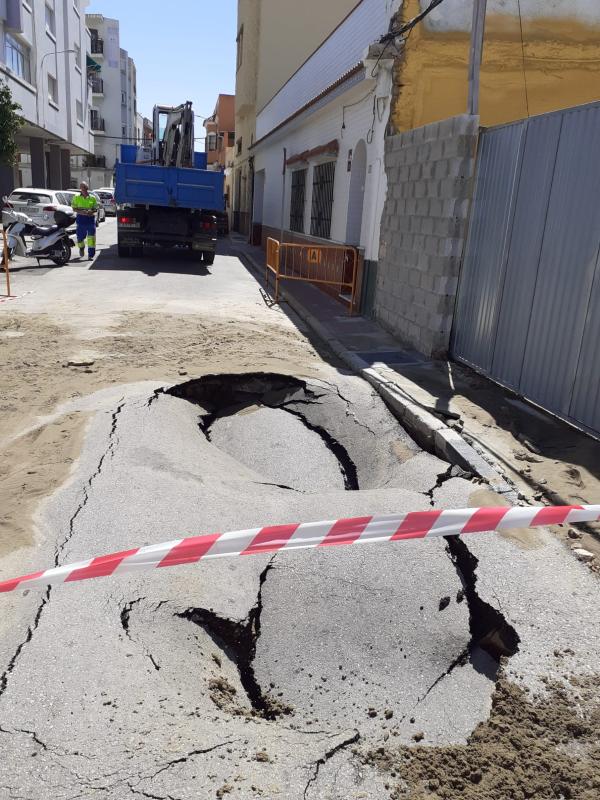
[1,221,599,799]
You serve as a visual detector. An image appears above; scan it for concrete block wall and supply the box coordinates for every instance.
[375,115,479,357]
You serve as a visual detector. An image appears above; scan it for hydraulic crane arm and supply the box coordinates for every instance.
[152,101,194,168]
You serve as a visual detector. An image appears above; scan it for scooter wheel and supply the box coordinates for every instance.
[51,240,71,266]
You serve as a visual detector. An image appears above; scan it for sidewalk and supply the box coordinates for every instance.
[232,236,600,566]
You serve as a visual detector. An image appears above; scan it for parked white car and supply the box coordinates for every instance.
[94,188,116,216]
[5,188,74,226]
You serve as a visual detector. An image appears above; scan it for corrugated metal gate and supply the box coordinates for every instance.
[452,101,600,437]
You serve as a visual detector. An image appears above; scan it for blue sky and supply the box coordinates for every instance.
[87,0,237,137]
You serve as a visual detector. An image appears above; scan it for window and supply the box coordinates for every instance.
[207,133,217,151]
[121,91,126,104]
[228,132,235,147]
[45,2,56,36]
[290,169,307,233]
[74,43,81,69]
[236,137,242,156]
[122,125,126,137]
[4,34,31,82]
[48,74,58,105]
[310,162,336,239]
[236,26,243,71]
[76,99,83,123]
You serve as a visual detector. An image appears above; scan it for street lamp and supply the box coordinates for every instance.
[36,49,76,129]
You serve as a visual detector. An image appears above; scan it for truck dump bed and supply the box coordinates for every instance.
[114,162,225,212]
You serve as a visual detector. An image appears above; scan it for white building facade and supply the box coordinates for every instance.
[0,0,94,194]
[72,14,137,188]
[251,0,400,311]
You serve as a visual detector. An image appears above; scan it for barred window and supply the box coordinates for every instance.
[310,161,335,239]
[290,169,307,233]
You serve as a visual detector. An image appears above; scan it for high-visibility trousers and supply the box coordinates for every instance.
[76,215,96,257]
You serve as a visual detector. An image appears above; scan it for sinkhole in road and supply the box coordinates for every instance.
[167,372,360,491]
[162,371,521,720]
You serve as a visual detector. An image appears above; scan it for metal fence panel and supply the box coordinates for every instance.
[452,122,524,372]
[490,113,562,390]
[452,101,600,437]
[518,104,600,419]
[569,246,600,433]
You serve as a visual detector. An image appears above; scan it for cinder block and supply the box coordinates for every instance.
[438,117,455,139]
[429,198,443,217]
[399,165,410,181]
[405,145,419,165]
[434,275,459,295]
[423,120,440,142]
[438,237,463,257]
[417,142,432,162]
[420,216,435,235]
[411,126,424,145]
[406,198,418,215]
[409,269,421,288]
[421,161,435,180]
[409,163,422,181]
[416,198,431,216]
[396,198,407,215]
[429,140,444,160]
[413,233,425,251]
[426,179,441,197]
[420,272,435,292]
[414,180,427,199]
[392,183,404,200]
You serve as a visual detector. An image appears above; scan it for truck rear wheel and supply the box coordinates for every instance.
[202,252,215,266]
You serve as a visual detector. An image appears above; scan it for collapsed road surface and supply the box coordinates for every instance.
[1,224,600,799]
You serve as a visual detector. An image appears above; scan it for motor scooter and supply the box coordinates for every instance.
[1,200,76,266]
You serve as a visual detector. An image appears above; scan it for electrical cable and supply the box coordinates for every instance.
[380,0,446,42]
[341,87,376,138]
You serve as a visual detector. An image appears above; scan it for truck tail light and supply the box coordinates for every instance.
[119,216,135,224]
[202,220,216,231]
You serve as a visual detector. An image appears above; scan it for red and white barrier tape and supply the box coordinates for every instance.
[1,504,598,595]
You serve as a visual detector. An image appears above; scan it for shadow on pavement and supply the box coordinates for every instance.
[89,241,213,277]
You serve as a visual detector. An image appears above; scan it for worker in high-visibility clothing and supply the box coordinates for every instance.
[71,182,98,260]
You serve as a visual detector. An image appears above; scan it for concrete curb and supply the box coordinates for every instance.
[236,246,519,503]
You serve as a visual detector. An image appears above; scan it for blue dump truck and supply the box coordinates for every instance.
[114,102,224,265]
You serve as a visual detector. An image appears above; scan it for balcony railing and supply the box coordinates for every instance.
[90,38,104,55]
[90,112,105,131]
[91,78,103,94]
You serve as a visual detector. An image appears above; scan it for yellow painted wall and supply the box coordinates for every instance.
[256,0,360,112]
[392,0,600,131]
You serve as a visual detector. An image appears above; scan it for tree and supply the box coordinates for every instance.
[0,80,22,167]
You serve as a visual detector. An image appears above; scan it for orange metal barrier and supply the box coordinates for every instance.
[265,237,358,314]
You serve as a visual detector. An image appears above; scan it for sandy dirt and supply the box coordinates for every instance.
[0,310,323,558]
[365,671,600,800]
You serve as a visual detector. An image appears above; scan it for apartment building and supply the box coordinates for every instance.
[0,0,94,195]
[72,13,137,188]
[233,0,358,238]
[203,93,234,171]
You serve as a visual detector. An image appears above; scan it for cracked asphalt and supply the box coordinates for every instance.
[1,223,600,799]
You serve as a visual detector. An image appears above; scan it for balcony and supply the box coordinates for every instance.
[90,38,104,55]
[91,78,103,95]
[83,154,106,168]
[90,112,105,132]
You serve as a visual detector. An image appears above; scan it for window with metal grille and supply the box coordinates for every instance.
[290,169,307,233]
[310,161,335,239]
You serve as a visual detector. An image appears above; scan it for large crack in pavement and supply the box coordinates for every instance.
[176,557,291,720]
[0,401,126,704]
[165,373,360,491]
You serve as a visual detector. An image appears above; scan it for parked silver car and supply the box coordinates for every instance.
[94,188,116,216]
[5,188,73,226]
